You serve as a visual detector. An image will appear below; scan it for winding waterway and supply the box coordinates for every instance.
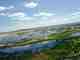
[0,32,80,56]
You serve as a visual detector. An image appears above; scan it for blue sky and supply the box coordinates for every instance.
[0,0,80,32]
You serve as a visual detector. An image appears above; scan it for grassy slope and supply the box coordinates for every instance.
[9,34,80,60]
[15,29,80,46]
[0,29,80,60]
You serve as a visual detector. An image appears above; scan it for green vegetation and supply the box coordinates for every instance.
[20,28,80,60]
[9,35,80,60]
[15,28,80,47]
[16,32,28,35]
[40,37,80,60]
[0,51,32,60]
[48,31,72,40]
[0,28,80,60]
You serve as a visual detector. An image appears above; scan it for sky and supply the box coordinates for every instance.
[0,0,80,32]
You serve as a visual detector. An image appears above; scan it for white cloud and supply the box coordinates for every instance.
[0,12,26,17]
[34,12,55,17]
[7,6,14,9]
[8,16,66,31]
[8,12,26,17]
[0,12,9,16]
[11,16,34,21]
[0,6,14,11]
[0,13,6,16]
[8,11,80,31]
[0,7,6,11]
[24,2,38,8]
[71,12,80,16]
[64,11,80,20]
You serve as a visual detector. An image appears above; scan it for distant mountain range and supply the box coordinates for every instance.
[0,22,80,35]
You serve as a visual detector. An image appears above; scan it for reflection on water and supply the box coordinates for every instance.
[0,31,80,55]
[0,40,65,55]
[72,32,80,36]
[0,34,16,44]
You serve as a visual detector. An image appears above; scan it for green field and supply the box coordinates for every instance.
[1,34,79,60]
[15,29,80,46]
[0,28,80,60]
